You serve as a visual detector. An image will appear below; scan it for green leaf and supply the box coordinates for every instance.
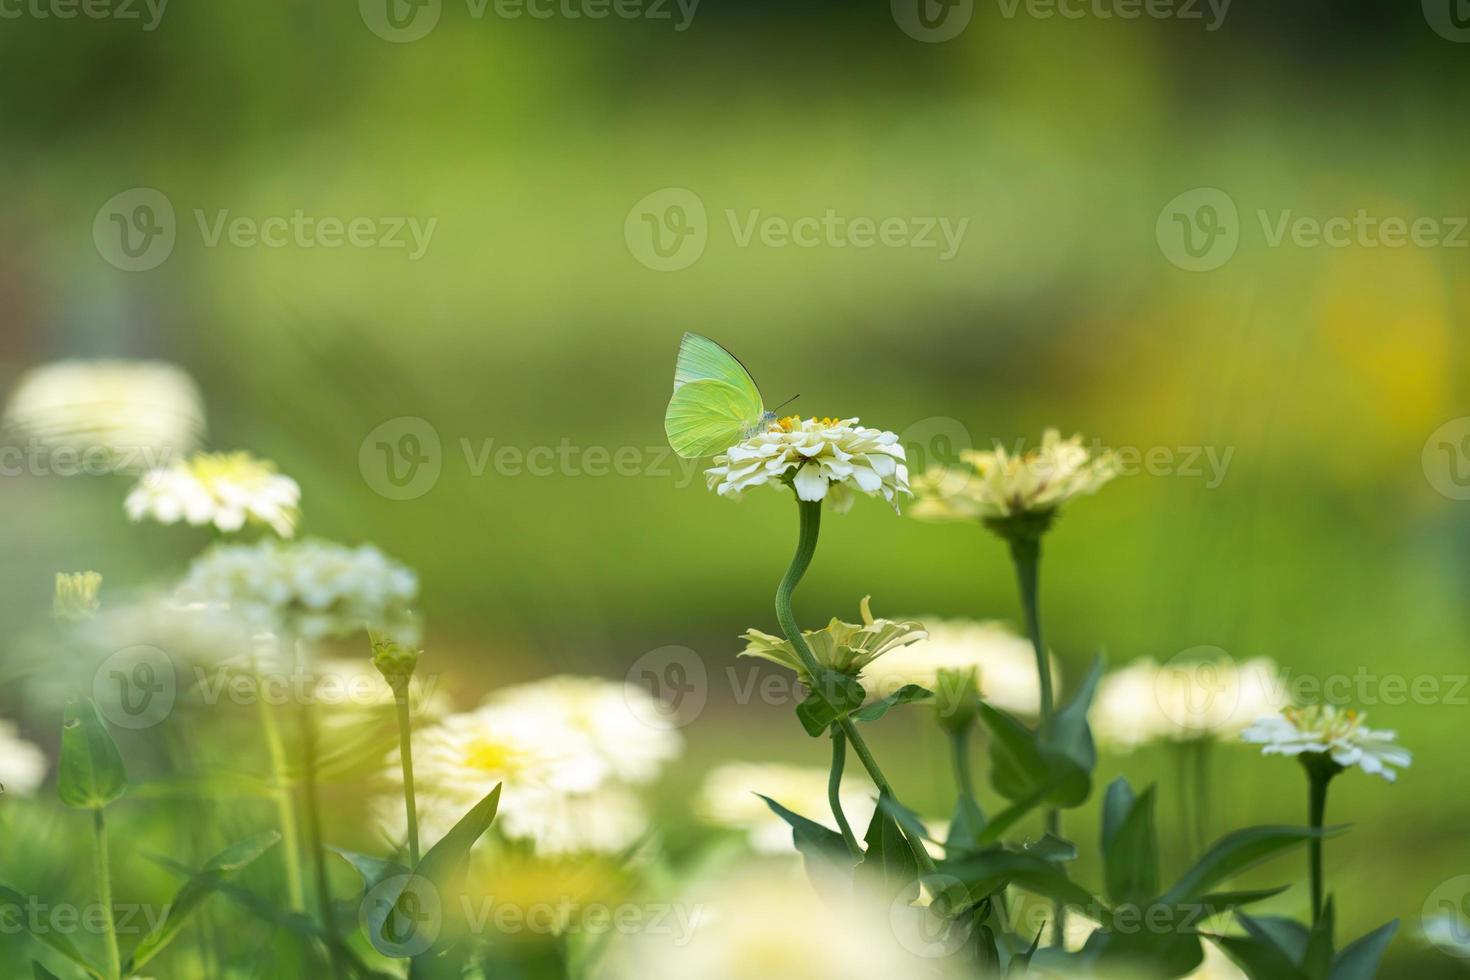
[1329,920,1397,980]
[1024,833,1077,863]
[979,698,1092,809]
[1192,886,1292,917]
[1161,826,1341,906]
[1302,897,1335,979]
[795,671,865,736]
[975,780,1057,846]
[1237,913,1312,964]
[415,783,502,895]
[1048,656,1102,775]
[946,794,987,854]
[57,698,126,809]
[331,847,411,892]
[1215,930,1310,980]
[32,963,62,980]
[1084,924,1204,979]
[1101,779,1159,907]
[0,884,105,980]
[859,792,922,899]
[853,684,933,722]
[939,848,1098,912]
[759,795,857,903]
[124,831,281,974]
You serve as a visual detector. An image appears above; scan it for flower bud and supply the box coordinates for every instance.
[370,635,422,696]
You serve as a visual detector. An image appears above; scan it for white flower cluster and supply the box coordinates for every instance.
[388,676,683,855]
[705,416,909,513]
[126,451,301,538]
[2,360,204,465]
[911,428,1116,523]
[176,538,419,642]
[859,617,1059,717]
[0,719,47,796]
[696,762,877,855]
[1242,705,1411,782]
[1092,656,1287,749]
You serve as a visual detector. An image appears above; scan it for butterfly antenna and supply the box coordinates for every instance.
[770,393,800,414]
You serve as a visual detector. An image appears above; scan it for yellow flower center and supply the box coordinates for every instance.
[463,736,527,774]
[187,451,277,486]
[775,415,842,431]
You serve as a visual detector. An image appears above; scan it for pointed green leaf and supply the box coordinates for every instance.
[853,684,933,722]
[1192,886,1293,917]
[939,848,1098,911]
[0,885,104,980]
[1237,913,1313,965]
[1162,826,1341,906]
[57,698,126,809]
[124,831,280,974]
[331,848,411,892]
[1214,930,1310,980]
[795,671,865,737]
[1329,920,1397,980]
[1102,780,1159,907]
[415,783,501,895]
[1302,897,1336,979]
[759,795,857,903]
[946,794,987,854]
[859,792,921,898]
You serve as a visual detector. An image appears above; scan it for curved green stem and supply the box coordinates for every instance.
[828,728,862,859]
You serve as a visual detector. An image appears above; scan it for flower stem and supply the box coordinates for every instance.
[1193,738,1212,855]
[950,729,977,803]
[395,694,421,867]
[828,727,862,859]
[776,497,935,875]
[93,807,121,980]
[1307,760,1333,925]
[252,651,305,911]
[1005,533,1065,943]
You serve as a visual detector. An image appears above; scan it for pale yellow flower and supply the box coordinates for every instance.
[705,416,909,513]
[126,451,300,537]
[1093,656,1287,750]
[740,597,926,684]
[1242,705,1411,782]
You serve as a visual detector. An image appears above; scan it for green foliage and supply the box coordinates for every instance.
[980,659,1103,809]
[56,698,126,810]
[1215,901,1399,980]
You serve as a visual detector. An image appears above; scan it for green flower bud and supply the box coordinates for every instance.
[370,635,422,695]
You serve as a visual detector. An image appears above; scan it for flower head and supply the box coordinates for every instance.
[0,720,47,796]
[369,635,422,696]
[2,359,204,467]
[740,597,926,684]
[858,617,1059,717]
[126,451,301,537]
[910,429,1116,535]
[705,416,909,513]
[1093,655,1287,750]
[54,571,102,622]
[176,538,419,643]
[1241,705,1411,782]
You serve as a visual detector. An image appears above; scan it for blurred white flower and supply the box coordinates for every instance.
[1093,656,1287,750]
[705,416,909,513]
[0,720,47,796]
[2,360,204,467]
[498,783,652,857]
[910,428,1115,524]
[126,451,300,537]
[605,863,934,980]
[859,617,1059,717]
[176,538,419,643]
[483,676,682,785]
[740,597,926,685]
[1241,705,1411,782]
[311,656,449,719]
[697,762,876,855]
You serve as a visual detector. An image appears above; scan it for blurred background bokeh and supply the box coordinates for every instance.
[1,0,1467,974]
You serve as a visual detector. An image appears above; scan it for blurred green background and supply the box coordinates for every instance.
[1,0,1467,973]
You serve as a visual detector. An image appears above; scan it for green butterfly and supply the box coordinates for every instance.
[664,333,788,458]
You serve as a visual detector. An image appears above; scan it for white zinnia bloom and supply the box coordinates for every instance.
[176,538,419,643]
[911,428,1116,523]
[0,720,47,796]
[860,617,1059,717]
[126,451,301,537]
[483,676,683,785]
[1241,705,1411,782]
[696,762,876,855]
[497,783,652,857]
[1092,656,1287,750]
[705,416,909,513]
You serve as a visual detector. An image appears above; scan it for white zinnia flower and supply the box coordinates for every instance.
[126,451,301,537]
[705,416,909,513]
[1241,705,1411,782]
[0,720,47,796]
[696,762,877,855]
[2,360,204,467]
[739,596,926,685]
[176,538,419,643]
[483,676,683,785]
[497,783,652,857]
[911,428,1116,524]
[859,617,1059,717]
[1093,656,1288,750]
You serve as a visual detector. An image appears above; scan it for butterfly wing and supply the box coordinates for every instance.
[665,379,760,459]
[673,333,763,403]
